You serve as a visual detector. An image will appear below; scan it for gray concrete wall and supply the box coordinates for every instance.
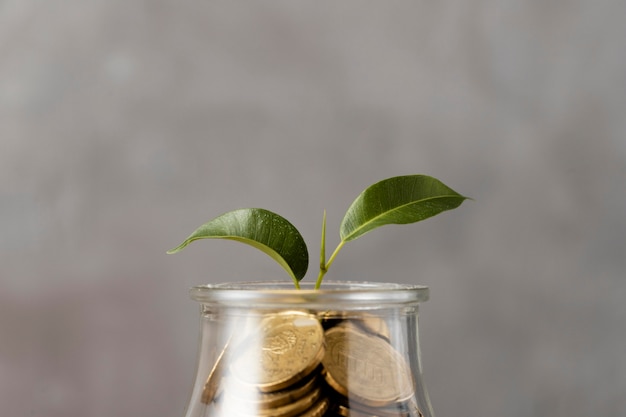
[1,1,625,416]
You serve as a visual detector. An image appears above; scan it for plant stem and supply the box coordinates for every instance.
[319,210,326,274]
[315,240,346,289]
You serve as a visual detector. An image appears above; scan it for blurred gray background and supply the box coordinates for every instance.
[1,1,625,416]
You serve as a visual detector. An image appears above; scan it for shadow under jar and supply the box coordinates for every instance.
[182,281,435,417]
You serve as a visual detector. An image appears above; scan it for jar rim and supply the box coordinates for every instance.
[189,280,429,307]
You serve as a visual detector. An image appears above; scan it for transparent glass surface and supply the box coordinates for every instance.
[183,281,434,417]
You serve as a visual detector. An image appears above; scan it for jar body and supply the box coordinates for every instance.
[183,281,434,417]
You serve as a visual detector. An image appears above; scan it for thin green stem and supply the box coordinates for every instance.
[325,240,345,271]
[319,210,326,274]
[315,240,346,289]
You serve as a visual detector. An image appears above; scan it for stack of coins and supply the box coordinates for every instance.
[202,310,423,417]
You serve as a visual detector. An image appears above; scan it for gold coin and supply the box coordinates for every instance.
[329,403,358,417]
[317,311,391,342]
[324,376,415,416]
[256,369,321,409]
[317,310,348,330]
[331,403,351,417]
[329,402,400,417]
[221,385,324,417]
[322,325,414,407]
[326,390,412,417]
[300,395,330,417]
[230,311,325,392]
[224,367,322,409]
[200,337,231,404]
[352,315,391,342]
[329,401,420,417]
[259,385,323,417]
[201,316,255,404]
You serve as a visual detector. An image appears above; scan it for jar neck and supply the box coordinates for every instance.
[189,280,429,311]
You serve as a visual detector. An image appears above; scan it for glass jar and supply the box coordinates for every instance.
[182,281,434,417]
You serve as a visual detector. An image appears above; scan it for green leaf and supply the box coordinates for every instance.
[167,208,309,286]
[340,175,469,242]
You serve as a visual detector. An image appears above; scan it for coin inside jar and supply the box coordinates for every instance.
[325,386,419,417]
[322,325,415,407]
[222,367,322,409]
[229,311,325,392]
[328,403,384,417]
[352,314,391,342]
[220,383,324,417]
[317,311,391,342]
[299,395,330,417]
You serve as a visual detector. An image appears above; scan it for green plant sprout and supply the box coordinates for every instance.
[167,175,469,289]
